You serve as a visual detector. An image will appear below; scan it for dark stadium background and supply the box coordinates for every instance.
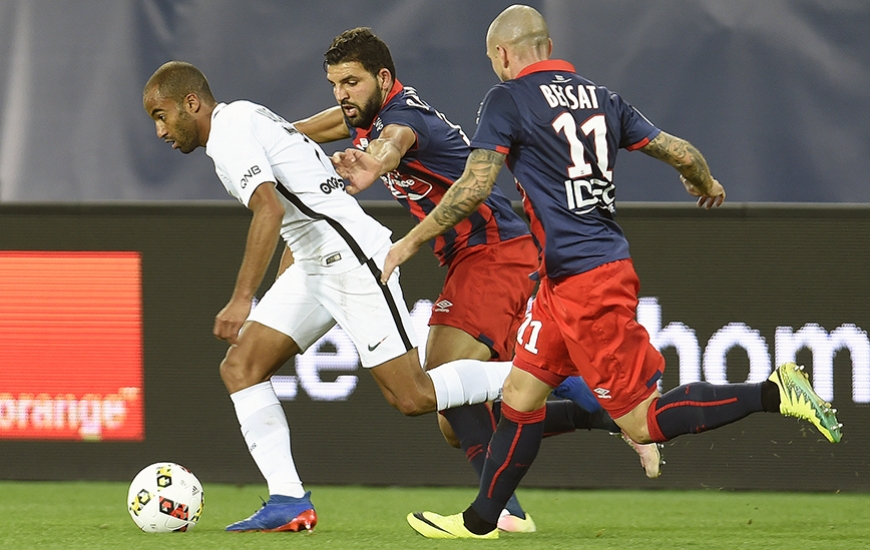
[0,1,866,203]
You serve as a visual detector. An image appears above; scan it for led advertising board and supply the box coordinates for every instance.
[0,251,143,441]
[0,204,866,492]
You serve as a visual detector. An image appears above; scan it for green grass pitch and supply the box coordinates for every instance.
[0,482,867,549]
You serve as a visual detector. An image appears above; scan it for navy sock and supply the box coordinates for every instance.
[440,404,494,472]
[468,403,545,531]
[494,399,620,435]
[648,382,765,442]
[440,404,526,518]
[761,380,781,412]
[543,399,620,435]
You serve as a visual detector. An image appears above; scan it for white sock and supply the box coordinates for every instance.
[427,360,512,411]
[230,381,305,498]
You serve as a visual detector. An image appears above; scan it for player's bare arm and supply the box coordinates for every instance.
[432,148,504,229]
[380,148,505,283]
[292,106,350,143]
[640,131,725,209]
[363,123,416,175]
[213,183,284,344]
[332,124,416,193]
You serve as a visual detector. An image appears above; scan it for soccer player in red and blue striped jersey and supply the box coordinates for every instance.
[295,27,663,532]
[387,6,842,539]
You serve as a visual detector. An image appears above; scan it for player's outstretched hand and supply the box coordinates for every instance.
[331,148,381,195]
[213,298,252,345]
[381,237,421,285]
[681,176,726,209]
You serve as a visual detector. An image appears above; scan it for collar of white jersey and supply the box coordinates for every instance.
[212,102,228,120]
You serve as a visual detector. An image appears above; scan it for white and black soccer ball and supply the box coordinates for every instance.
[127,462,204,533]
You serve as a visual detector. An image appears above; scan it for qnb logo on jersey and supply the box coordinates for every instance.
[593,388,612,399]
[239,165,261,189]
[565,177,616,215]
[384,171,432,201]
[319,176,345,194]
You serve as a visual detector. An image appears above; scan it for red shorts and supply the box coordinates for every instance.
[512,259,664,419]
[430,235,538,361]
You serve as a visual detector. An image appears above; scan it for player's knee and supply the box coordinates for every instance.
[392,391,437,417]
[219,356,243,391]
[219,346,258,393]
[616,394,659,444]
[392,399,428,417]
[618,414,654,444]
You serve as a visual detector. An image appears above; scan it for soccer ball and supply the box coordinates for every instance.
[127,462,204,533]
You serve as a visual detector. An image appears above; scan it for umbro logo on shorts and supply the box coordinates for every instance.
[434,300,453,313]
[594,388,612,399]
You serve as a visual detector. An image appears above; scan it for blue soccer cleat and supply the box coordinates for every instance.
[226,492,317,532]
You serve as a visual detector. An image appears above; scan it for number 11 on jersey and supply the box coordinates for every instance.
[553,113,616,214]
[517,311,542,354]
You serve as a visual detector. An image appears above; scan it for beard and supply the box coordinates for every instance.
[173,110,200,154]
[342,91,382,129]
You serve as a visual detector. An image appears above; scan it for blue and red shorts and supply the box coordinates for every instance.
[512,258,664,419]
[430,235,538,361]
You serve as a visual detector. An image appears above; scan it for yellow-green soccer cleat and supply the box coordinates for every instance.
[407,511,498,539]
[769,362,843,443]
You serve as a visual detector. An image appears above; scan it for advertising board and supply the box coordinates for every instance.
[0,203,866,491]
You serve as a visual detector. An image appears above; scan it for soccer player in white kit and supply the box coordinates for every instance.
[142,61,513,533]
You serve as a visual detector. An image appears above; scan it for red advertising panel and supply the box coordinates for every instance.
[0,251,143,441]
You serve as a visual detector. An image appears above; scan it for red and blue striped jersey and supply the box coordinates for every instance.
[470,60,661,279]
[348,80,529,266]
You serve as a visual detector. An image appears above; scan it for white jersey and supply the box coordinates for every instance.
[206,101,392,274]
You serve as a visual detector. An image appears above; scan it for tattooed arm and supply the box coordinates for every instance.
[640,131,725,208]
[430,148,505,230]
[380,148,506,283]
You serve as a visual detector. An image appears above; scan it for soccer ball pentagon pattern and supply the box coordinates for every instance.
[127,462,204,533]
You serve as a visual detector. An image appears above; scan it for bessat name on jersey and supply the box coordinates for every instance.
[539,80,600,111]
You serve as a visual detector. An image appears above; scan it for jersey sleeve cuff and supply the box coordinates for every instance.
[626,128,661,151]
[470,140,510,155]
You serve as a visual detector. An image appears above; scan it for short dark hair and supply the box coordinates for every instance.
[144,61,216,105]
[324,27,396,81]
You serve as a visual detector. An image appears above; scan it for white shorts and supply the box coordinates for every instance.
[247,246,418,368]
